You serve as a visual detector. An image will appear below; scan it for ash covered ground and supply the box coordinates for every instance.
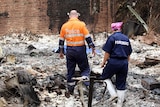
[0,32,160,107]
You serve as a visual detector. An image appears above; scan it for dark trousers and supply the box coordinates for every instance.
[66,46,90,87]
[101,58,128,90]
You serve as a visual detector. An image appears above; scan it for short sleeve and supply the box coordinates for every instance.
[102,36,115,54]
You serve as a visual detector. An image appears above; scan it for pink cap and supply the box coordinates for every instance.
[111,22,123,31]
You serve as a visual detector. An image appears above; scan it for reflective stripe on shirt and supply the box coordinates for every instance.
[66,40,85,46]
[65,33,85,46]
[65,33,83,38]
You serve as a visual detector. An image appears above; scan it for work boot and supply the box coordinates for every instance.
[116,90,125,107]
[104,79,118,102]
[67,85,75,95]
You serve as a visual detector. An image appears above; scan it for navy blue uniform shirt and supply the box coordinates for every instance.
[103,32,132,59]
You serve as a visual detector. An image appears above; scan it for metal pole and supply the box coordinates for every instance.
[88,77,94,107]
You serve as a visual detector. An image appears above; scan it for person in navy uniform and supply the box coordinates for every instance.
[101,22,132,107]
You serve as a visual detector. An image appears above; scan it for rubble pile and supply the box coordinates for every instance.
[0,32,160,107]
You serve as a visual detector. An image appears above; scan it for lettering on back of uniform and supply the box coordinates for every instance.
[115,40,129,46]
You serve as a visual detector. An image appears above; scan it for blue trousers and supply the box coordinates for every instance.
[101,58,128,90]
[66,46,90,86]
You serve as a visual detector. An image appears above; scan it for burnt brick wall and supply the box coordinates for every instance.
[95,0,109,32]
[0,0,109,36]
[0,0,50,35]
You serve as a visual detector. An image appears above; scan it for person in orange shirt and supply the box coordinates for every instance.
[59,10,95,95]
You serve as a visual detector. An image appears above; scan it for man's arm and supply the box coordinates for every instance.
[59,39,65,58]
[101,52,110,67]
[85,36,96,56]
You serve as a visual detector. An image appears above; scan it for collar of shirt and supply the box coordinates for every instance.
[69,18,79,21]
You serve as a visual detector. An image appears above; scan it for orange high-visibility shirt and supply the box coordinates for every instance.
[60,18,90,46]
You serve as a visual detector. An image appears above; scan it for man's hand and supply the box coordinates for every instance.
[101,62,106,68]
[101,52,110,67]
[60,52,64,59]
[92,47,96,57]
[59,48,64,59]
